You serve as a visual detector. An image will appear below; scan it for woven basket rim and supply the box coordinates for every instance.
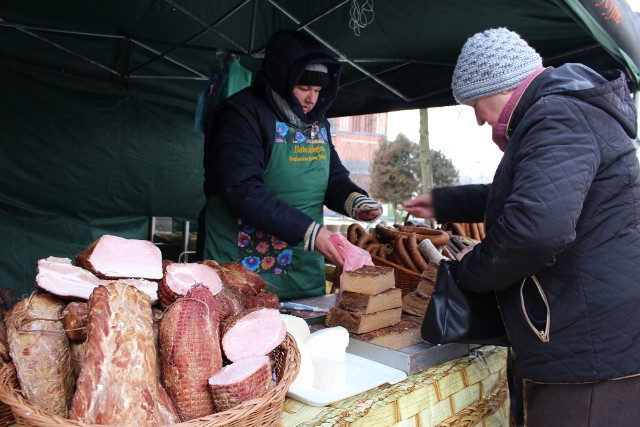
[0,333,300,427]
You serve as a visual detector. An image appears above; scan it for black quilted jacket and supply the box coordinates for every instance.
[434,64,640,383]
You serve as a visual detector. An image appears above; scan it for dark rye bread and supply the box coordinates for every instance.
[402,292,430,317]
[339,288,402,314]
[351,320,422,350]
[325,306,402,334]
[343,265,395,295]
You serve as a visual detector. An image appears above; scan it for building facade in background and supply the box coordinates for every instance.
[329,113,388,193]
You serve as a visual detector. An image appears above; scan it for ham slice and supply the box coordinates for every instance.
[35,257,158,303]
[221,307,286,362]
[158,261,223,308]
[76,234,163,280]
[5,292,75,418]
[208,355,274,412]
[159,284,223,421]
[69,283,179,426]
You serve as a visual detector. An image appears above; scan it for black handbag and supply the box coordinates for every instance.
[421,259,508,346]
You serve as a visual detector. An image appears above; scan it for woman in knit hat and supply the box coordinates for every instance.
[404,28,640,425]
[196,30,381,301]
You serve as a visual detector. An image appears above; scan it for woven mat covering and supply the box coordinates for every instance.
[280,345,509,427]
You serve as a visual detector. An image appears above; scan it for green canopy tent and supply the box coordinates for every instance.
[1,0,639,296]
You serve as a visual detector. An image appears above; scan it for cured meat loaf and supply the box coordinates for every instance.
[158,261,223,308]
[5,292,74,417]
[69,283,179,426]
[76,234,163,280]
[221,307,286,362]
[214,285,246,321]
[159,284,223,421]
[36,256,159,303]
[244,291,279,309]
[63,301,89,341]
[208,355,274,412]
[203,260,267,296]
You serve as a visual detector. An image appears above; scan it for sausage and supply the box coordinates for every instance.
[356,232,375,248]
[450,222,466,236]
[407,233,429,272]
[394,235,419,272]
[375,224,399,244]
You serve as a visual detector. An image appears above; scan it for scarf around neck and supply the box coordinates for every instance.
[491,67,546,151]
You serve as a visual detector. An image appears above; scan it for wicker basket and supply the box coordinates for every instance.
[332,256,422,298]
[371,254,421,297]
[0,333,300,427]
[0,383,13,427]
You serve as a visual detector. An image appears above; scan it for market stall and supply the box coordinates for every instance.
[0,222,514,427]
[281,345,508,427]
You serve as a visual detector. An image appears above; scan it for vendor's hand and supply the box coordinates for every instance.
[314,227,345,268]
[403,192,435,219]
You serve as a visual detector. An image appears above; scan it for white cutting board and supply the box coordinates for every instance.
[286,352,407,406]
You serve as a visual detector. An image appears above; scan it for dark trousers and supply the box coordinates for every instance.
[524,375,640,426]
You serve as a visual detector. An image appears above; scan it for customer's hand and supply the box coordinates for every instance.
[314,227,344,268]
[403,192,435,219]
[354,205,382,221]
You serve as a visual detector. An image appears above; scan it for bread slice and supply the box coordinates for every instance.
[342,265,395,295]
[325,307,402,334]
[339,288,402,314]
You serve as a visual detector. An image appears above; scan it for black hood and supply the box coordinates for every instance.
[513,64,638,139]
[255,30,341,122]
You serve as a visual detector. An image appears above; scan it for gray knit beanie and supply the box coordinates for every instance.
[451,28,543,104]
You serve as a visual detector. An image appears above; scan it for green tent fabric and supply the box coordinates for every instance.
[0,63,204,295]
[1,0,639,296]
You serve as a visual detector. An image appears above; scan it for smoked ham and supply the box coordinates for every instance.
[214,285,246,321]
[5,292,74,417]
[69,283,179,426]
[159,284,223,421]
[245,291,279,309]
[36,256,159,303]
[158,261,223,308]
[221,307,286,362]
[208,355,274,412]
[63,301,89,341]
[76,234,163,280]
[203,260,267,296]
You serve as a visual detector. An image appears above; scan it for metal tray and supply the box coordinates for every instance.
[287,294,470,376]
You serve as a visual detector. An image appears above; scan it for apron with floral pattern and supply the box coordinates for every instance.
[204,121,329,300]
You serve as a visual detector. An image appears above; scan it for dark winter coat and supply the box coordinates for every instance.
[434,64,640,383]
[201,30,365,245]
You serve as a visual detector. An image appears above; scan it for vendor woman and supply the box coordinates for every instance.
[196,30,381,300]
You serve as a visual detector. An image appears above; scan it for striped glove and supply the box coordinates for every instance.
[345,192,382,221]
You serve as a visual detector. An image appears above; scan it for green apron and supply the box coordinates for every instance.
[204,121,330,300]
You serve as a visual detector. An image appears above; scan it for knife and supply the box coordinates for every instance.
[278,301,329,313]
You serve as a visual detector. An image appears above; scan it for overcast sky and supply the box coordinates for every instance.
[388,0,640,183]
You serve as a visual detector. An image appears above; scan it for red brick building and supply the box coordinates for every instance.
[329,113,388,193]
